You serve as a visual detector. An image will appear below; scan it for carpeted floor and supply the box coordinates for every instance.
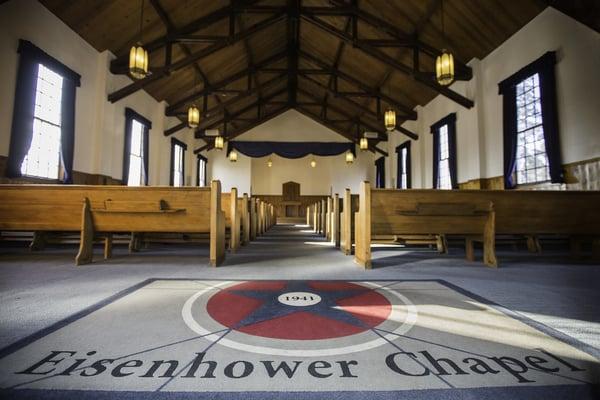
[0,224,598,399]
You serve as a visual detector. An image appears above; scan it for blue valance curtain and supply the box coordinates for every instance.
[7,40,81,182]
[226,141,356,159]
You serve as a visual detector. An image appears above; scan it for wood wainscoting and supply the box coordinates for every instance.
[0,155,122,185]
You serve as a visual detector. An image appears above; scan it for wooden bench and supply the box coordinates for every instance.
[0,181,227,266]
[222,188,241,252]
[330,194,341,247]
[461,189,600,257]
[354,182,496,268]
[341,189,359,255]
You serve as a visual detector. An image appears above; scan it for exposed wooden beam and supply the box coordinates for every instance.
[165,49,287,115]
[299,50,417,119]
[164,73,287,136]
[110,1,264,73]
[300,13,474,109]
[195,88,288,138]
[149,0,235,132]
[297,87,387,141]
[287,0,300,105]
[295,106,386,156]
[108,12,285,103]
[300,73,418,140]
[194,105,291,153]
[324,1,472,78]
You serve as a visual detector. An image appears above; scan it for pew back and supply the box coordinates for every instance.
[0,185,212,233]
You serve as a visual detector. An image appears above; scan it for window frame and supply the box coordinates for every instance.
[431,113,457,190]
[395,141,411,189]
[498,51,563,189]
[196,154,207,187]
[123,108,151,186]
[170,137,187,187]
[20,63,64,181]
[7,39,80,183]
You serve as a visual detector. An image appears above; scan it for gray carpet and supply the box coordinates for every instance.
[0,224,599,399]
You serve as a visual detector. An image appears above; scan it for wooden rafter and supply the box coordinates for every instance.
[107,11,286,103]
[300,12,474,109]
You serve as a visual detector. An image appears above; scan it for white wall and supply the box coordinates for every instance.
[387,7,600,188]
[0,0,199,185]
[207,109,375,195]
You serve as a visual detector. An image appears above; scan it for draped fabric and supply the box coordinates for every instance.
[395,141,411,189]
[501,88,518,188]
[59,81,77,183]
[498,51,563,187]
[7,40,80,180]
[226,141,356,159]
[430,113,457,189]
[375,157,385,188]
[122,108,152,185]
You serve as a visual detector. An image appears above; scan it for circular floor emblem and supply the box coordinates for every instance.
[277,292,321,307]
[206,281,391,340]
[182,281,418,356]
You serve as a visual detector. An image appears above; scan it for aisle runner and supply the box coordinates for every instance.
[0,279,598,399]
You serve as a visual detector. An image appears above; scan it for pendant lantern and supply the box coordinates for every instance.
[214,135,224,150]
[359,137,369,151]
[187,104,200,128]
[384,108,396,131]
[435,0,455,86]
[267,158,273,168]
[345,151,354,164]
[310,158,316,168]
[229,150,238,162]
[129,0,148,80]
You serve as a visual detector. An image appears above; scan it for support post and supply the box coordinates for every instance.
[76,197,94,266]
[354,182,372,269]
[210,180,226,266]
[230,188,240,252]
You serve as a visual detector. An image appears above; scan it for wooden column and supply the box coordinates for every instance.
[210,180,226,267]
[332,193,340,247]
[354,182,372,269]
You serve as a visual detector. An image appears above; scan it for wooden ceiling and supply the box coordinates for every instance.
[41,0,585,154]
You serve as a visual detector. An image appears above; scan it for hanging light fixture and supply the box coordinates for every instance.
[345,151,354,164]
[187,73,200,128]
[229,149,238,162]
[436,0,454,86]
[384,108,396,131]
[187,104,200,128]
[267,158,273,168]
[129,0,149,80]
[214,135,224,150]
[310,158,316,168]
[360,137,369,151]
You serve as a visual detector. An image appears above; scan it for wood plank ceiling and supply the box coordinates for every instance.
[41,0,561,154]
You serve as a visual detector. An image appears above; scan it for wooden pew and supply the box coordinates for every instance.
[238,193,250,245]
[0,181,226,266]
[330,194,341,247]
[341,189,359,255]
[222,188,240,252]
[462,189,600,257]
[354,182,496,269]
[250,197,258,240]
[320,199,327,237]
[325,197,332,241]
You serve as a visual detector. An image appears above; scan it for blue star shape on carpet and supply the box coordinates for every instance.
[229,281,372,330]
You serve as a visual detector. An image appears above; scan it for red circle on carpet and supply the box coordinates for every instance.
[206,281,392,340]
